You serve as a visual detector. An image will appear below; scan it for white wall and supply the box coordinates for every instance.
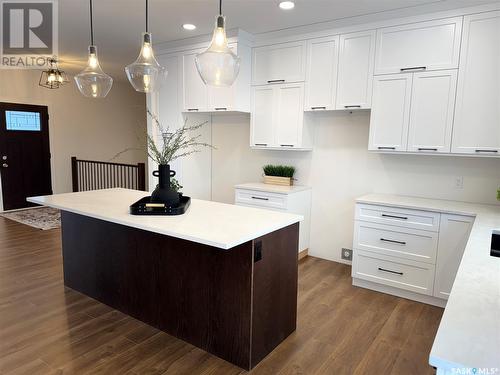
[209,111,500,263]
[0,69,146,210]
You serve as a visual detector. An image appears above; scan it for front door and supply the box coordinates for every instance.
[0,103,52,211]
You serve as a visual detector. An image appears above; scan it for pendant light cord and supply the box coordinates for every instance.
[89,0,94,45]
[145,0,149,33]
[219,0,222,15]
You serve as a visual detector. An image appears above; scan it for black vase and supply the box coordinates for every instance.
[151,164,180,206]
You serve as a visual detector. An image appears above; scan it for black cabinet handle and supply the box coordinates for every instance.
[378,267,404,275]
[187,108,199,111]
[311,106,326,110]
[214,107,227,111]
[400,66,426,72]
[378,146,396,150]
[280,144,294,147]
[418,148,438,151]
[475,149,498,153]
[267,79,285,83]
[380,238,406,245]
[344,105,361,108]
[254,143,268,146]
[381,214,408,220]
[251,196,269,201]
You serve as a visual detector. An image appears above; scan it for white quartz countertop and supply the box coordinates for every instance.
[235,182,311,194]
[28,188,303,250]
[357,194,500,372]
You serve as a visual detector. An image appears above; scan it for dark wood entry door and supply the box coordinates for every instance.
[0,102,52,211]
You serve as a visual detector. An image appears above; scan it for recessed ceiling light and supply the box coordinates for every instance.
[279,1,295,10]
[182,24,197,31]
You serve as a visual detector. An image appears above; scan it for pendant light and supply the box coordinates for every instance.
[195,0,240,87]
[74,0,113,98]
[125,0,165,93]
[39,57,69,89]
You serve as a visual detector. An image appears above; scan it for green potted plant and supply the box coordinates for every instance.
[262,164,296,186]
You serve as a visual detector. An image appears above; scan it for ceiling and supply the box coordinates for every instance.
[57,0,495,80]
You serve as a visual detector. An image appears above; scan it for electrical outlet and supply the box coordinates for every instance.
[455,176,464,189]
[341,248,352,261]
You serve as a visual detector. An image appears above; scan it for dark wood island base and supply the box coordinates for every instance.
[60,211,299,370]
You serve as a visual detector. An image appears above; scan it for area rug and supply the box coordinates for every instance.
[0,206,61,230]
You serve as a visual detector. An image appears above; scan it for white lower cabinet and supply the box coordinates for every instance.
[353,202,474,306]
[234,183,311,253]
[433,214,473,299]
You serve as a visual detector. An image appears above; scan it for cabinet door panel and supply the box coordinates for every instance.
[304,36,338,111]
[369,74,412,151]
[251,86,275,147]
[182,51,207,112]
[451,11,500,155]
[434,214,473,299]
[252,42,306,85]
[276,84,304,147]
[336,30,375,109]
[407,70,457,153]
[375,17,462,74]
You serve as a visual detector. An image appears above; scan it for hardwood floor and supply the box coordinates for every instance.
[0,216,443,374]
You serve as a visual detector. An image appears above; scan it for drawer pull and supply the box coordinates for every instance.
[267,79,285,83]
[378,146,396,150]
[378,267,404,276]
[400,66,426,72]
[311,106,326,110]
[251,196,269,201]
[475,149,498,153]
[418,148,438,151]
[254,143,268,146]
[280,144,294,147]
[187,108,199,111]
[214,107,227,111]
[380,238,406,245]
[381,214,408,220]
[344,105,361,109]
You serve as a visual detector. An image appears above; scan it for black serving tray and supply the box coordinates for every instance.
[130,195,191,216]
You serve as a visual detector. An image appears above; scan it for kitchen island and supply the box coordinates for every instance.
[28,188,303,370]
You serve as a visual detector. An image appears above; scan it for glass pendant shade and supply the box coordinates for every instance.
[195,15,240,87]
[39,58,69,89]
[125,33,165,93]
[74,45,113,98]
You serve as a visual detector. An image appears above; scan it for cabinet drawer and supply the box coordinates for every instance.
[352,250,435,295]
[354,221,438,264]
[355,203,440,232]
[235,189,287,210]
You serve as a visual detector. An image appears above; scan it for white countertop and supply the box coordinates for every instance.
[357,194,500,372]
[28,188,303,250]
[235,182,311,194]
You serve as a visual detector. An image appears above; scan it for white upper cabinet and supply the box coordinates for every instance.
[252,41,306,85]
[369,74,412,152]
[276,83,304,147]
[407,70,457,153]
[336,30,375,110]
[251,83,310,149]
[374,17,462,75]
[304,36,339,111]
[451,11,500,155]
[251,86,275,147]
[182,43,251,113]
[182,50,208,112]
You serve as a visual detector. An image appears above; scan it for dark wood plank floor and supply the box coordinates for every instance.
[0,216,443,374]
